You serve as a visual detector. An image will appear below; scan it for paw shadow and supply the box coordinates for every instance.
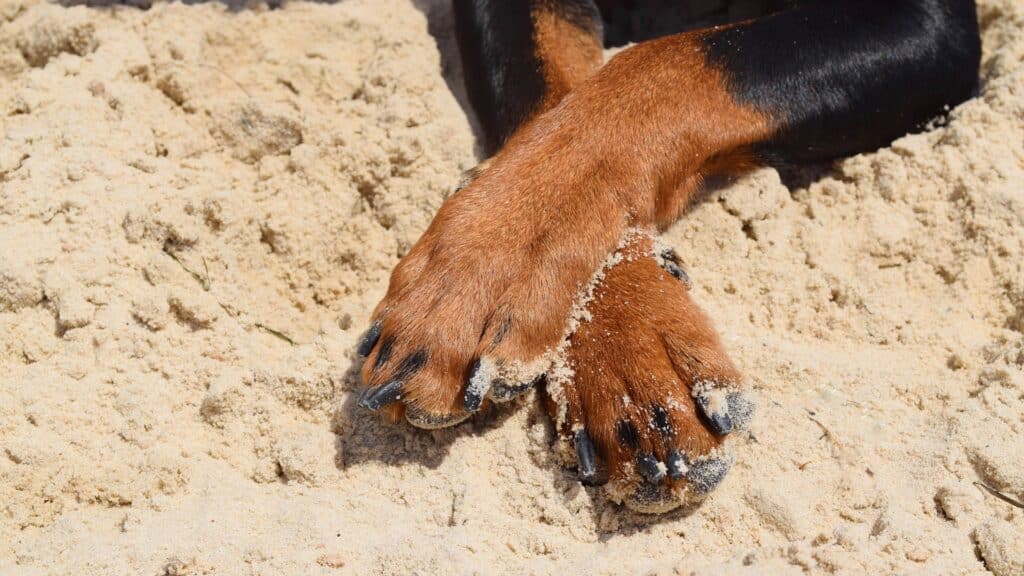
[331,354,520,472]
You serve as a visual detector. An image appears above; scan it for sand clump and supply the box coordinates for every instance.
[1,0,1023,574]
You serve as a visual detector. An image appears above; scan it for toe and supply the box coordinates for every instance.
[397,356,475,429]
[358,317,475,428]
[464,355,546,411]
[695,387,735,435]
[574,428,598,484]
[603,410,670,498]
[694,385,757,436]
[359,332,428,413]
[357,319,383,357]
[540,375,599,483]
[636,452,666,483]
[683,451,734,495]
[358,379,403,411]
[726,390,757,432]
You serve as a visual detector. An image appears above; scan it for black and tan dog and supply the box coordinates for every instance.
[358,0,981,512]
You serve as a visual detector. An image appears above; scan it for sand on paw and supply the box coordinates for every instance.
[1,0,1024,574]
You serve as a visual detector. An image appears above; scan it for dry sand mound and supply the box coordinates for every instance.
[1,0,1022,574]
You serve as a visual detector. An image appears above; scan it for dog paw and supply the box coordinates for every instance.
[357,151,632,428]
[543,232,754,513]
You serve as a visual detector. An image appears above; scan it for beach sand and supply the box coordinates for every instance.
[1,0,1022,574]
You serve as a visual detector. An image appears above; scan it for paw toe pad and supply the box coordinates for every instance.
[684,452,733,495]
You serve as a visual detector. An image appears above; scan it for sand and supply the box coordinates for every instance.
[0,0,1022,574]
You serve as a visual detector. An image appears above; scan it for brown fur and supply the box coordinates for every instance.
[546,235,740,497]
[362,30,769,426]
[532,6,604,108]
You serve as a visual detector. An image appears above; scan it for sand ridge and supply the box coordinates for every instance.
[1,0,1023,574]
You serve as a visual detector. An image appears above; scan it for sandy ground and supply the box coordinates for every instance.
[1,0,1023,574]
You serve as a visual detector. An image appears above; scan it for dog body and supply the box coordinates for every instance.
[359,0,981,511]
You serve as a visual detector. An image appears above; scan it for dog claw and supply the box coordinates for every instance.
[707,410,734,435]
[463,359,489,412]
[659,249,691,287]
[666,450,687,480]
[637,453,666,483]
[665,261,690,285]
[359,379,403,411]
[695,387,757,435]
[695,388,734,435]
[574,429,597,482]
[358,320,382,357]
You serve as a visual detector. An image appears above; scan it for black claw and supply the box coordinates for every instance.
[373,336,395,371]
[636,453,666,483]
[708,412,734,435]
[463,391,484,412]
[660,249,691,286]
[463,359,486,412]
[574,429,597,482]
[616,420,640,450]
[696,393,734,435]
[666,450,687,480]
[463,389,484,412]
[358,380,403,411]
[357,320,382,357]
[665,261,690,284]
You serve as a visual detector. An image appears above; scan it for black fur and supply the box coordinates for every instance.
[455,0,981,167]
[453,0,602,153]
[704,0,981,163]
[454,0,544,153]
[595,0,792,47]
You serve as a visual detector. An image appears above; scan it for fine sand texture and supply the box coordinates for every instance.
[1,1,1023,574]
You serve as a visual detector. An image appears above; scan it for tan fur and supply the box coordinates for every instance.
[362,30,768,424]
[547,235,740,498]
[532,6,604,107]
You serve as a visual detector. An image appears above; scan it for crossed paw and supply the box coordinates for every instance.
[543,233,755,513]
[358,230,753,513]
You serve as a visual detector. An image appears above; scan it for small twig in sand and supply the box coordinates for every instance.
[165,249,211,291]
[255,323,296,346]
[974,481,1024,510]
[807,413,838,445]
